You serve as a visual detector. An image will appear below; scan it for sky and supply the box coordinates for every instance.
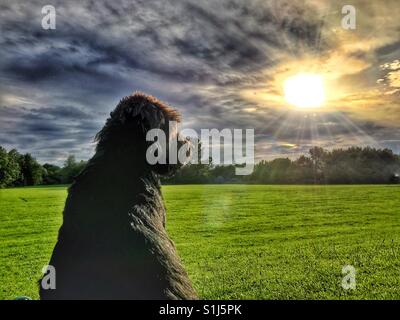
[0,0,399,165]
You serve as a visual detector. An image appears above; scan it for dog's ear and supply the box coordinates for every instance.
[137,103,167,133]
[110,98,166,133]
[95,93,180,148]
[117,93,180,134]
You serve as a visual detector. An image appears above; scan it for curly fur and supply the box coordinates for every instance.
[39,93,197,300]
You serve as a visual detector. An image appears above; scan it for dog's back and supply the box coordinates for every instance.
[40,93,197,300]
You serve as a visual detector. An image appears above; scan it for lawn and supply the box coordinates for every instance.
[0,184,399,300]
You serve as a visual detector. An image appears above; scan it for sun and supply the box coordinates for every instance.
[284,73,325,109]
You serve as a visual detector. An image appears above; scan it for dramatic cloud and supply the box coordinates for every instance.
[0,0,399,164]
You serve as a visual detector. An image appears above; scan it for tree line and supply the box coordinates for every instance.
[0,147,86,188]
[1,145,399,188]
[164,146,400,185]
[245,147,400,184]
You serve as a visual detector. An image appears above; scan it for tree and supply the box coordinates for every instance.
[42,163,62,185]
[60,155,86,183]
[7,149,23,186]
[19,153,44,186]
[309,147,327,183]
[0,147,21,187]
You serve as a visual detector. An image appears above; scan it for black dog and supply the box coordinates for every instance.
[40,93,197,300]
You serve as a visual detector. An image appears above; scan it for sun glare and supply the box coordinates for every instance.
[284,74,325,109]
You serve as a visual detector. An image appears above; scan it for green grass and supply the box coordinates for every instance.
[1,185,399,300]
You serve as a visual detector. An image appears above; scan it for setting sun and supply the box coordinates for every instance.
[284,74,325,109]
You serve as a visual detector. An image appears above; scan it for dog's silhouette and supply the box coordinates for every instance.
[40,93,197,300]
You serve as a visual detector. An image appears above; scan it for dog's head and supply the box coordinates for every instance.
[95,92,191,176]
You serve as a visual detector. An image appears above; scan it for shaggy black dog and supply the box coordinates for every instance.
[40,93,197,300]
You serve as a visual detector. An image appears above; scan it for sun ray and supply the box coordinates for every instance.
[332,112,379,147]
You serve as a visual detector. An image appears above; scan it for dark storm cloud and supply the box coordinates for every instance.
[0,105,101,163]
[0,0,399,163]
[0,0,324,84]
[376,41,400,57]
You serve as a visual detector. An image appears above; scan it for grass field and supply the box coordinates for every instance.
[0,184,399,300]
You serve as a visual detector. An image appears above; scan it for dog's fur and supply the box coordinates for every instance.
[39,93,197,300]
